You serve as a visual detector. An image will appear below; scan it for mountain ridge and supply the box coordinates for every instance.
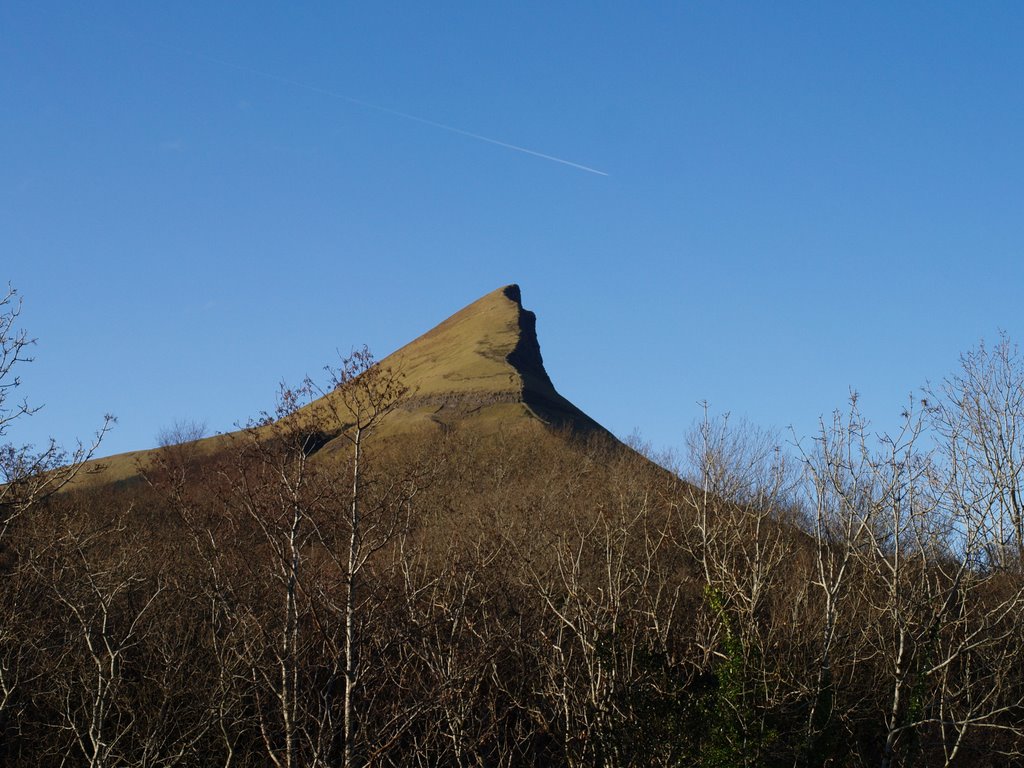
[71,284,610,488]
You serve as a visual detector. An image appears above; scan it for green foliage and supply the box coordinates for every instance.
[697,585,783,768]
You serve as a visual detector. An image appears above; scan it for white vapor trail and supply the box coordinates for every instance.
[160,42,609,177]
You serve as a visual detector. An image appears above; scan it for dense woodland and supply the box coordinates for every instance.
[2,286,1024,767]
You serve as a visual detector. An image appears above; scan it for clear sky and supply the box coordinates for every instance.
[4,2,1024,459]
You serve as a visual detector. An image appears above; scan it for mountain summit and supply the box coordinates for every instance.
[75,285,608,487]
[366,284,604,434]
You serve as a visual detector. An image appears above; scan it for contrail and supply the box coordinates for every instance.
[158,42,609,177]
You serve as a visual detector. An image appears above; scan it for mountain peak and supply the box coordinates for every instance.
[375,284,601,433]
[68,284,607,488]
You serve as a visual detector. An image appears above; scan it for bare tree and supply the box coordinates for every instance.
[212,347,413,768]
[220,380,332,768]
[677,405,802,766]
[156,418,208,451]
[509,441,688,768]
[927,333,1024,571]
[0,286,114,762]
[801,393,1024,766]
[794,394,888,764]
[42,515,165,768]
[0,285,114,539]
[316,346,412,767]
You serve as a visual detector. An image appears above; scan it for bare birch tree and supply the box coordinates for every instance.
[315,346,411,767]
[221,381,336,768]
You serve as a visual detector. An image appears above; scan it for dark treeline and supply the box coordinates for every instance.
[2,291,1024,766]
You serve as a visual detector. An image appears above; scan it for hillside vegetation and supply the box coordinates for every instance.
[2,285,1023,767]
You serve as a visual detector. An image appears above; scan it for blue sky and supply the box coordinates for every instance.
[4,2,1024,459]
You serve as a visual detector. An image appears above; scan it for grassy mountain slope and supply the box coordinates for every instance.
[72,284,610,488]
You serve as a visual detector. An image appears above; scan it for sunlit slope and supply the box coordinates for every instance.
[70,284,608,488]
[352,283,604,433]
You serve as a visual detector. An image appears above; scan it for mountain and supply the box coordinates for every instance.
[73,284,611,488]
[353,283,606,434]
